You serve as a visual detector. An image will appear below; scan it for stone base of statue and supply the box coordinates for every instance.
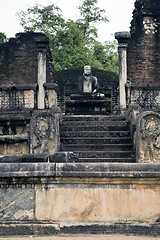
[66,93,110,115]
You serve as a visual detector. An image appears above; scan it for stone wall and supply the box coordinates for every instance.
[127,0,160,84]
[1,161,160,235]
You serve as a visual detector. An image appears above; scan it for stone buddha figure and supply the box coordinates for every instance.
[70,65,104,101]
[69,65,106,113]
[79,65,99,94]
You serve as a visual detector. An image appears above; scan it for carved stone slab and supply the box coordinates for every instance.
[136,111,160,163]
[30,110,60,154]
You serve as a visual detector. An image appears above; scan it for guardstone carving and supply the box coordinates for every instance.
[30,110,60,154]
[136,112,160,162]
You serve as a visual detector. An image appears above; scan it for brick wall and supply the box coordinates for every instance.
[0,32,53,86]
[127,0,160,84]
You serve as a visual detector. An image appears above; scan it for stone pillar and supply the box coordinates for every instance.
[115,32,130,112]
[37,50,46,109]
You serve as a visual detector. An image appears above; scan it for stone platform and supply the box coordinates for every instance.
[1,159,160,235]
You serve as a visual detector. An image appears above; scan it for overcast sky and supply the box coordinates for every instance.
[0,0,135,42]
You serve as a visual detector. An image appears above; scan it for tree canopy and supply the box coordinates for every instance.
[0,32,7,45]
[18,0,118,73]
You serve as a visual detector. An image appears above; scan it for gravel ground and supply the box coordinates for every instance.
[1,235,160,240]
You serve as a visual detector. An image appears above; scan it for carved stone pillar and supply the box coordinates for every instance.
[115,32,130,112]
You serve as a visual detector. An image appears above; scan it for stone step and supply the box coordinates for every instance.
[74,151,135,158]
[61,125,129,132]
[61,120,127,127]
[60,131,131,138]
[62,115,126,122]
[78,158,136,163]
[61,144,133,151]
[61,138,132,145]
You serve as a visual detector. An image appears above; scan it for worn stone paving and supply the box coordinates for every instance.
[1,235,160,240]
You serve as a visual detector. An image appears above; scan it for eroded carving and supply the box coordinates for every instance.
[137,112,160,162]
[30,110,59,154]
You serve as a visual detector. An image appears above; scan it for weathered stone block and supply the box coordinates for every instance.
[0,186,34,220]
[49,152,78,163]
[35,183,160,222]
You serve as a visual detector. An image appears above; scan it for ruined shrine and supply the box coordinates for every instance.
[1,0,160,236]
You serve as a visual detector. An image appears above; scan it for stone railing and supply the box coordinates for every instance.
[0,83,58,111]
[0,84,37,110]
[126,82,160,109]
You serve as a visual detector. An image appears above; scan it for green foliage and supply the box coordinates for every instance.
[18,4,64,34]
[78,0,108,43]
[92,40,119,74]
[18,1,118,73]
[0,32,7,44]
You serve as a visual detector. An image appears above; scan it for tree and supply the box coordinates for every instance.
[78,0,108,43]
[0,32,7,44]
[18,1,118,73]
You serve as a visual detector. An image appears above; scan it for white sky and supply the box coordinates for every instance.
[0,0,135,42]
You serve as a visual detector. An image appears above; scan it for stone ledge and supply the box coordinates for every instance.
[56,162,160,177]
[0,221,59,235]
[0,110,32,120]
[0,134,28,142]
[0,221,160,236]
[0,163,56,177]
[0,162,160,178]
[0,84,38,90]
[0,152,78,164]
[0,154,48,163]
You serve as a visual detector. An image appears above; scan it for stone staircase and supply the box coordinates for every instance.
[60,115,136,163]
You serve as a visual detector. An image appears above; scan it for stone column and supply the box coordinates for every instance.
[37,50,46,109]
[115,32,130,112]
